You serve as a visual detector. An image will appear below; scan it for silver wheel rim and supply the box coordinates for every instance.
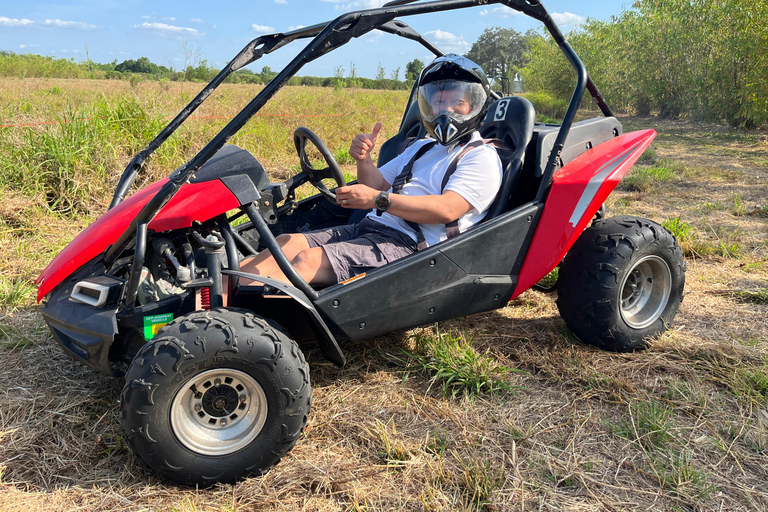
[170,368,268,456]
[619,255,672,330]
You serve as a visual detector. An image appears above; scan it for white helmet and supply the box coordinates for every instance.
[417,54,491,146]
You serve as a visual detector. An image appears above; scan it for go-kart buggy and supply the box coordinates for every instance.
[36,0,685,486]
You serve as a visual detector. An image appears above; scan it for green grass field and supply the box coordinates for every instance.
[0,78,767,511]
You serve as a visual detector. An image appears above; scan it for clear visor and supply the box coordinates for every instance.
[418,80,487,123]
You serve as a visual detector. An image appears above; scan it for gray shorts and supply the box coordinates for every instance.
[303,217,416,282]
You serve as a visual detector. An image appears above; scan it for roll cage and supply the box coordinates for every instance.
[103,0,613,311]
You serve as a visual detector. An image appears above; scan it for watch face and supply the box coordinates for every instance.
[376,193,390,210]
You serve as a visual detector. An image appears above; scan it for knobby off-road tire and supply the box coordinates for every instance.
[120,307,311,486]
[557,216,686,351]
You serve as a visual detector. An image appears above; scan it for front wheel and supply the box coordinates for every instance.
[120,308,311,485]
[557,216,686,351]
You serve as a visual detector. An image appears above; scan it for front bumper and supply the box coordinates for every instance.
[41,261,122,375]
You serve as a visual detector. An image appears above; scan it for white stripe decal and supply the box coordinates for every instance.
[567,142,643,227]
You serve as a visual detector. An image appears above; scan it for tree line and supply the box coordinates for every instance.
[466,0,767,128]
[0,51,423,91]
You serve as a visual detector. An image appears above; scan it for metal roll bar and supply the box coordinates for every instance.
[105,0,614,309]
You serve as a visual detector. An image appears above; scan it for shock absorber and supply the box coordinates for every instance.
[190,231,226,309]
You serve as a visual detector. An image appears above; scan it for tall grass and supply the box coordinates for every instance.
[0,80,410,216]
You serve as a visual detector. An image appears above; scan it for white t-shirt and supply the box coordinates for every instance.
[366,131,503,247]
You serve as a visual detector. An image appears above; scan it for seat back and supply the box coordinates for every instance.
[478,96,535,219]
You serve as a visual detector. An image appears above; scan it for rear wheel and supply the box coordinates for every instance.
[120,308,311,485]
[557,216,686,351]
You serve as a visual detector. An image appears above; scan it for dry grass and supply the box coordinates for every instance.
[1,81,767,510]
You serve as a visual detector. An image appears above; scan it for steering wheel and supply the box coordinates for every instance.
[293,127,346,204]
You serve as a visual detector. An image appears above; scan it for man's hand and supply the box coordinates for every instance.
[336,184,379,209]
[349,122,382,161]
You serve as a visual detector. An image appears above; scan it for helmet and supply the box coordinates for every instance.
[417,54,491,146]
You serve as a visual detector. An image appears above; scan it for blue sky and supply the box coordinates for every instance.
[1,1,634,79]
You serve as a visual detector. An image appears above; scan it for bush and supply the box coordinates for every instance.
[522,91,568,121]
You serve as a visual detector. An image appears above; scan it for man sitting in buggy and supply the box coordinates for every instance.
[241,54,503,286]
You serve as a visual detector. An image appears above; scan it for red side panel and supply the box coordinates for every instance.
[37,179,240,301]
[512,129,656,298]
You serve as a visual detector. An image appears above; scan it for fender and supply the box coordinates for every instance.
[37,179,240,301]
[513,129,656,297]
[223,270,346,367]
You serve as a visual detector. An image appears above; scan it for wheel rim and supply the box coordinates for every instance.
[619,255,672,330]
[170,368,268,456]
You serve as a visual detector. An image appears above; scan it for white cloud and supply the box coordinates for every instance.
[141,15,151,19]
[0,16,34,27]
[0,16,96,29]
[43,19,97,29]
[288,25,306,31]
[479,7,523,18]
[275,0,288,4]
[551,12,585,29]
[362,31,382,43]
[19,44,40,48]
[322,0,387,10]
[190,18,204,23]
[163,17,176,22]
[133,22,200,36]
[251,24,275,33]
[424,29,470,54]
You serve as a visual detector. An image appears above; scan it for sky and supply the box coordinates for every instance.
[0,1,634,80]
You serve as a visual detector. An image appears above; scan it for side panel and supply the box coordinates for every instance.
[315,204,540,340]
[37,179,240,301]
[513,129,656,297]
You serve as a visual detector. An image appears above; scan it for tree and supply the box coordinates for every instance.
[179,41,204,81]
[390,67,400,81]
[405,58,424,81]
[376,62,386,80]
[465,27,532,79]
[260,66,277,82]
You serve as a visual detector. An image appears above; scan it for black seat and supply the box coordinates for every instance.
[478,96,535,219]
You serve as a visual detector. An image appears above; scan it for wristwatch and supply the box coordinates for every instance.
[375,191,391,216]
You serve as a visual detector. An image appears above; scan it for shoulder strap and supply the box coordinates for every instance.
[391,140,437,194]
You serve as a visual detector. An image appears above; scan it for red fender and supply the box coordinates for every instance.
[512,129,657,298]
[36,179,240,302]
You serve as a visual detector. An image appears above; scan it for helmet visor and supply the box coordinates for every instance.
[418,80,487,124]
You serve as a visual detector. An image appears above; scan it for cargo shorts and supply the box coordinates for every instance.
[303,217,417,282]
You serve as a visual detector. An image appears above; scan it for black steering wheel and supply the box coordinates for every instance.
[293,127,346,204]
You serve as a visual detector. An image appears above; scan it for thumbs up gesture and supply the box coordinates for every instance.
[350,122,382,161]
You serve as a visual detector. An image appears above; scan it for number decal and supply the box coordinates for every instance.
[494,99,510,121]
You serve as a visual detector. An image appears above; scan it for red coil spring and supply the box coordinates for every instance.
[200,287,211,310]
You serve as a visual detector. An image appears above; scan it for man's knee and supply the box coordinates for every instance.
[291,247,335,285]
[291,247,323,271]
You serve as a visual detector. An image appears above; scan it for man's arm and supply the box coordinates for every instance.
[335,186,473,224]
[337,143,501,224]
[349,122,390,191]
